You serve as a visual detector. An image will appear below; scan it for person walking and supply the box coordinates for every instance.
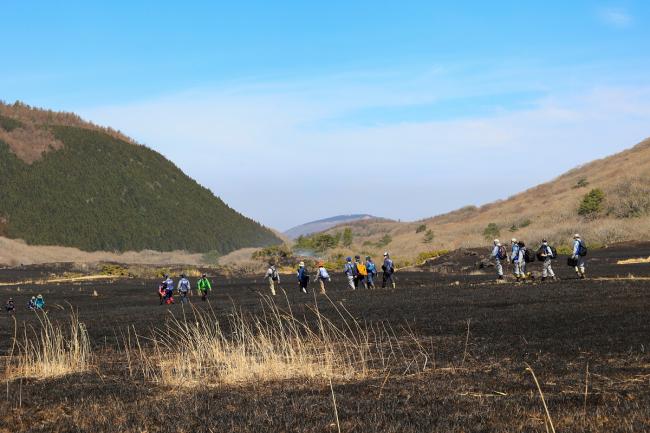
[264,263,280,296]
[511,238,522,281]
[177,274,191,304]
[27,296,36,310]
[197,274,212,301]
[5,298,15,314]
[539,239,556,281]
[517,241,527,280]
[316,261,330,294]
[297,261,310,293]
[162,274,175,304]
[344,257,356,290]
[354,255,368,289]
[491,239,505,280]
[381,252,396,289]
[365,256,377,289]
[572,234,587,279]
[34,294,45,310]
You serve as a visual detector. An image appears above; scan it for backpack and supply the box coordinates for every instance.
[537,245,558,260]
[367,262,376,274]
[523,247,535,263]
[270,267,279,280]
[497,245,508,260]
[356,263,368,276]
[319,267,330,279]
[577,240,588,256]
[179,279,190,292]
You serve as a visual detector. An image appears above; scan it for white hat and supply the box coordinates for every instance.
[299,261,305,267]
[494,239,500,245]
[383,252,389,256]
[574,233,580,239]
[511,238,517,243]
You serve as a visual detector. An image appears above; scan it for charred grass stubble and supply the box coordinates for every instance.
[2,270,650,432]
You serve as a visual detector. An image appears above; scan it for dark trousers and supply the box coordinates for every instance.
[354,275,366,289]
[382,272,395,288]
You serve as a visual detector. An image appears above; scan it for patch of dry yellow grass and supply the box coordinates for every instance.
[5,311,92,380]
[617,257,650,265]
[126,296,430,387]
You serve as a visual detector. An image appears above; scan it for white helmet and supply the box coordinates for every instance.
[494,239,500,245]
[511,238,517,243]
[383,252,389,257]
[574,233,581,239]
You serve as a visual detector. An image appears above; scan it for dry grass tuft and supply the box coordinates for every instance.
[617,256,650,265]
[126,295,431,387]
[5,311,92,380]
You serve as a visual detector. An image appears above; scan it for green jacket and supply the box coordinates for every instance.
[197,277,212,292]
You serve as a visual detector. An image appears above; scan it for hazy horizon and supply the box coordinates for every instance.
[3,1,650,231]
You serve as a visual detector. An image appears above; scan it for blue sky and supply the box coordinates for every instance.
[2,1,650,230]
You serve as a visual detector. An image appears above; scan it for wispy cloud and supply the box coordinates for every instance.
[79,65,650,230]
[598,7,633,28]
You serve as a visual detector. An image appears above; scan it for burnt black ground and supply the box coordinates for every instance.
[0,244,649,432]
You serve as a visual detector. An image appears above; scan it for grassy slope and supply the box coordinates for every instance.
[0,124,280,254]
[315,138,650,263]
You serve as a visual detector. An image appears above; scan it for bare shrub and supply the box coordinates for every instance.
[606,178,650,218]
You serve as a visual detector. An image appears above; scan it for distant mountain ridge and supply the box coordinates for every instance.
[0,101,281,254]
[284,214,377,239]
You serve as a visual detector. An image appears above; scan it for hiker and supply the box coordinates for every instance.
[539,239,556,281]
[5,298,15,314]
[572,234,587,279]
[297,261,310,293]
[517,241,528,280]
[343,257,356,290]
[381,252,396,289]
[197,274,212,301]
[157,282,167,304]
[177,274,191,303]
[264,263,280,296]
[491,239,505,280]
[316,262,330,294]
[365,256,378,289]
[163,274,175,304]
[511,238,522,281]
[34,294,45,310]
[27,296,36,310]
[354,255,368,289]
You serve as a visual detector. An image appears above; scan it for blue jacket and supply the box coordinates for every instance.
[344,262,355,276]
[573,239,584,257]
[511,244,520,262]
[366,261,377,275]
[492,245,500,258]
[297,267,308,282]
[383,258,394,273]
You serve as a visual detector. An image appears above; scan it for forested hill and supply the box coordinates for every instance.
[0,102,281,253]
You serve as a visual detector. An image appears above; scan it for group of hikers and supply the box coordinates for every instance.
[491,234,588,281]
[264,252,397,295]
[157,273,212,304]
[4,294,45,314]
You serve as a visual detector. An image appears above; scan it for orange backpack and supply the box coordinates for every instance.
[356,263,368,276]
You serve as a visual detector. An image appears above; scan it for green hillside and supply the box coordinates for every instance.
[0,109,281,253]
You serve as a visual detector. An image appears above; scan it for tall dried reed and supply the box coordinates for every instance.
[126,294,431,386]
[5,311,92,379]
